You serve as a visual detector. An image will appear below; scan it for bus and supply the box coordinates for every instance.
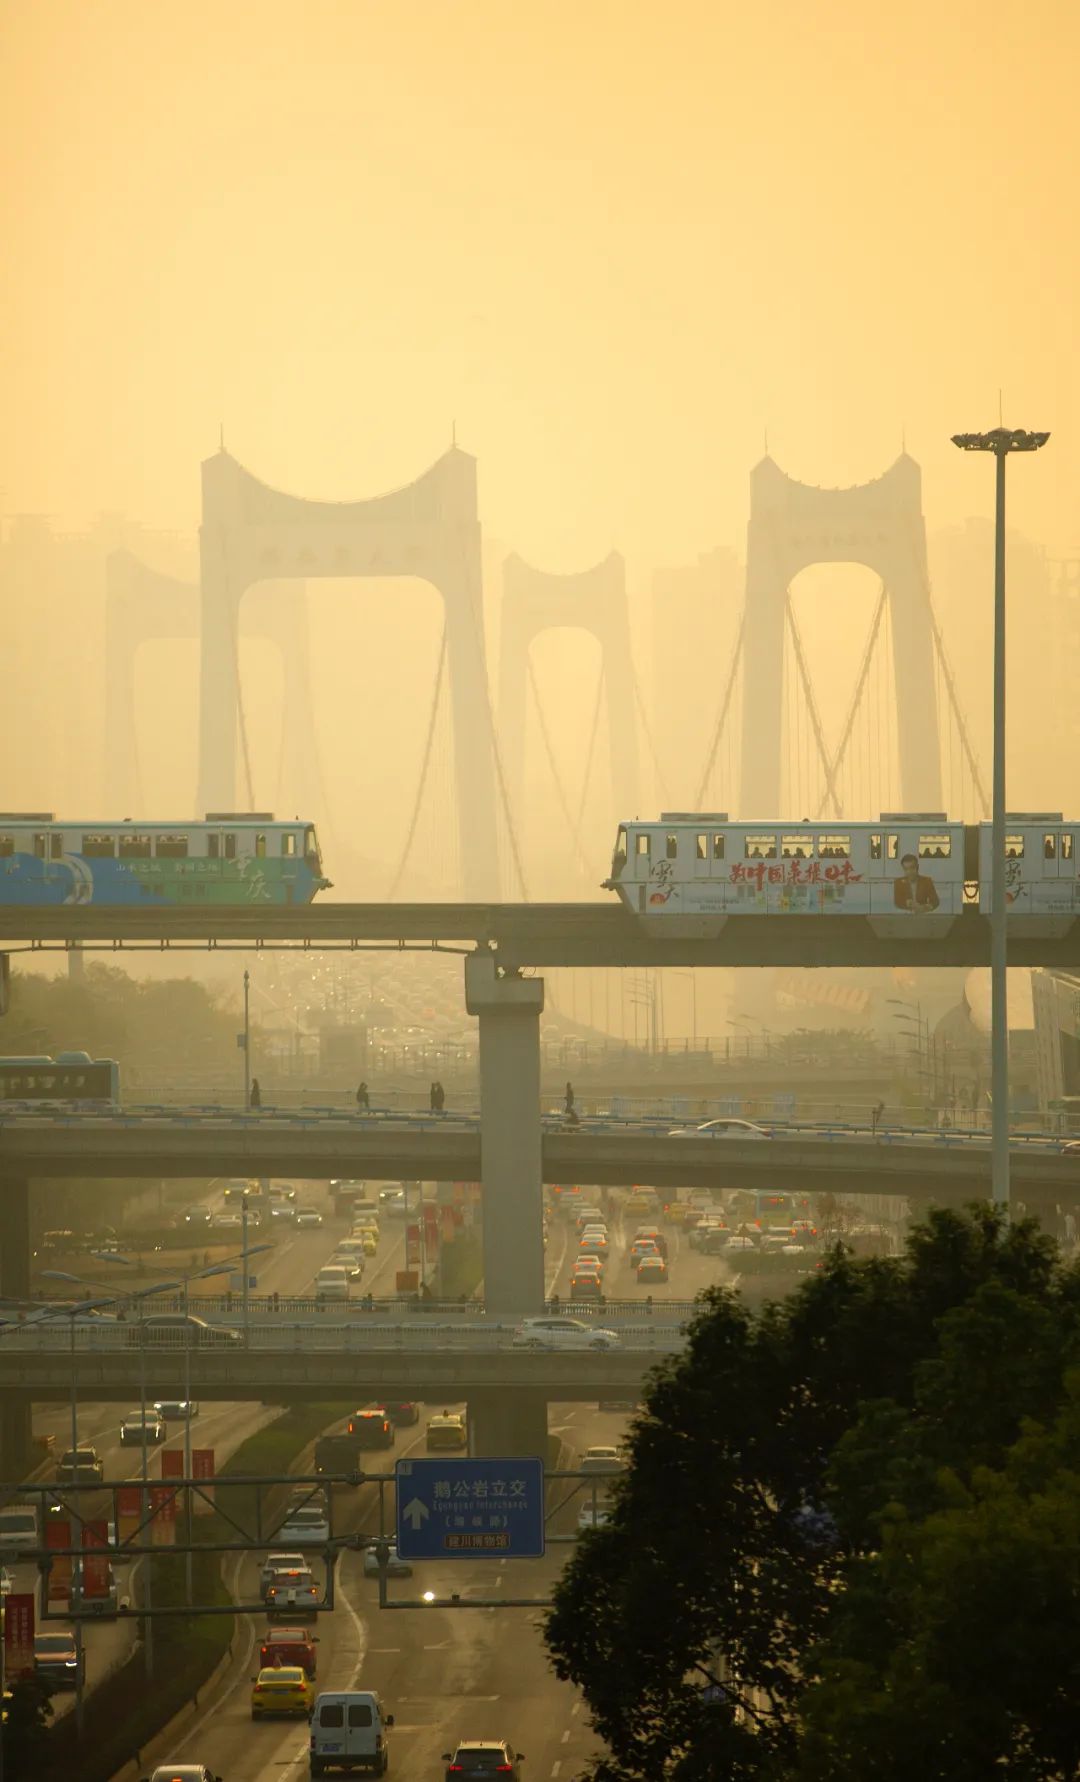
[0,1053,119,1104]
[726,1189,810,1234]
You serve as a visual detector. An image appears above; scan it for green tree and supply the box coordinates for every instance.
[2,1672,54,1779]
[545,1207,1080,1781]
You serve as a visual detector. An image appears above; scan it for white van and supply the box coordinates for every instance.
[315,1266,350,1303]
[310,1690,393,1775]
[0,1506,38,1554]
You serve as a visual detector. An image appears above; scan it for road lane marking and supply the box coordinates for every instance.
[551,1765,561,1777]
[572,1702,581,1716]
[561,1729,570,1742]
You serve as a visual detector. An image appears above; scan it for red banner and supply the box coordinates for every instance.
[115,1484,141,1551]
[191,1447,215,1515]
[4,1592,35,1677]
[45,1517,72,1601]
[161,1449,184,1480]
[81,1520,111,1599]
[422,1204,440,1255]
[405,1223,421,1265]
[149,1485,177,1547]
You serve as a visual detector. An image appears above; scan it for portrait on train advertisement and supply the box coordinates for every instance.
[893,853,940,912]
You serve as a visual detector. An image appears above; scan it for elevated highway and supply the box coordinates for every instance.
[0,1111,1076,1204]
[4,900,1080,966]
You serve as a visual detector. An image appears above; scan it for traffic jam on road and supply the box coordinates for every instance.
[1,1169,858,1778]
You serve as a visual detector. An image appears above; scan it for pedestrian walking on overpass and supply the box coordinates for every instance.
[565,1080,575,1116]
[870,1098,885,1134]
[433,1080,446,1113]
[356,1081,370,1112]
[429,1082,438,1114]
[249,1077,262,1110]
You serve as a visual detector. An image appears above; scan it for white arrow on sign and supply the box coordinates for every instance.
[402,1497,430,1530]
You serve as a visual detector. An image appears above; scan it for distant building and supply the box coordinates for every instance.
[1031,969,1080,1122]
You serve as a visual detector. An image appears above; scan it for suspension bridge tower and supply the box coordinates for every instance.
[197,446,499,898]
[105,551,321,817]
[740,453,943,815]
[498,551,639,867]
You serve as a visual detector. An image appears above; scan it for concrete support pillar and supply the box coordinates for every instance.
[1,1177,32,1300]
[467,1388,549,1459]
[465,953,545,1317]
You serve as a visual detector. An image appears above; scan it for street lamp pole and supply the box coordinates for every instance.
[243,968,251,1109]
[952,427,1049,1209]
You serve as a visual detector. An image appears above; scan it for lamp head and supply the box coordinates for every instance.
[952,428,1050,453]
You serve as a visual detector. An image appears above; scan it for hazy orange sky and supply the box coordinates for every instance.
[3,0,1078,567]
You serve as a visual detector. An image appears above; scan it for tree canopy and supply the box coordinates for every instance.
[545,1206,1080,1780]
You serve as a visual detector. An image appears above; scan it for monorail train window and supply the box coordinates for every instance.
[782,835,814,859]
[1064,835,1075,861]
[713,833,725,860]
[666,833,678,859]
[1005,834,1025,858]
[919,834,952,858]
[1045,833,1057,860]
[281,832,297,858]
[818,834,851,857]
[745,834,777,859]
[34,833,62,860]
[155,834,189,858]
[636,833,651,858]
[118,833,151,860]
[696,833,707,861]
[870,834,882,860]
[887,834,899,860]
[255,833,267,859]
[0,835,13,857]
[82,834,116,858]
[208,832,237,859]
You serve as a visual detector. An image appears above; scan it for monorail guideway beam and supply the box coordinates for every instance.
[0,1177,34,1471]
[465,951,546,1319]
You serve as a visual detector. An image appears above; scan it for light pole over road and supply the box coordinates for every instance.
[952,426,1049,1208]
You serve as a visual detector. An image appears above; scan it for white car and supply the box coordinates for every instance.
[668,1118,770,1139]
[315,1266,350,1302]
[210,1210,243,1230]
[294,1207,323,1228]
[279,1504,330,1545]
[580,1445,623,1474]
[512,1317,620,1352]
[578,1504,612,1530]
[260,1550,306,1594]
[330,1251,364,1283]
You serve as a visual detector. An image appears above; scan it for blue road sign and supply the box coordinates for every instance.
[395,1456,545,1560]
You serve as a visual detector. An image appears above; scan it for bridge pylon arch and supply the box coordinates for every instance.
[197,447,498,898]
[739,453,942,815]
[498,550,639,846]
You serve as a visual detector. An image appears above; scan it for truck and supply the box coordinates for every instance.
[313,1433,364,1477]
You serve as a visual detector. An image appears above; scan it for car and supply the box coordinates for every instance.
[383,1402,420,1427]
[577,1504,612,1531]
[790,1220,819,1244]
[270,1182,297,1201]
[259,1625,319,1676]
[628,1238,660,1266]
[315,1265,351,1302]
[362,1541,413,1578]
[569,1273,604,1300]
[223,1178,259,1204]
[266,1566,320,1619]
[512,1317,620,1352]
[0,1567,12,1596]
[280,1503,331,1545]
[636,1255,668,1284]
[689,1219,727,1252]
[251,1662,314,1720]
[295,1207,324,1229]
[724,1235,758,1254]
[665,1200,699,1227]
[153,1399,199,1421]
[623,1188,660,1214]
[141,1768,222,1782]
[34,1631,83,1688]
[260,1550,307,1594]
[267,1197,297,1224]
[210,1209,243,1230]
[379,1185,406,1204]
[348,1409,394,1449]
[577,1235,608,1259]
[133,1313,241,1348]
[180,1205,212,1226]
[668,1117,770,1139]
[330,1252,365,1283]
[443,1740,525,1782]
[120,1410,166,1445]
[56,1445,104,1486]
[633,1226,668,1258]
[337,1237,373,1262]
[698,1228,731,1256]
[69,1556,119,1615]
[580,1445,623,1474]
[426,1412,468,1450]
[575,1207,605,1233]
[580,1220,609,1237]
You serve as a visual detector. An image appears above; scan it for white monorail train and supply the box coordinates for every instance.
[604,812,1080,928]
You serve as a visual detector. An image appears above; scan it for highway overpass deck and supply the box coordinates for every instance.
[1,1112,1076,1202]
[3,901,1080,966]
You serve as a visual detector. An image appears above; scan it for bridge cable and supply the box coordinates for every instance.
[526,653,594,880]
[631,668,670,809]
[902,519,989,816]
[693,610,745,808]
[385,625,448,901]
[784,594,844,817]
[574,661,606,837]
[220,529,257,810]
[813,580,888,818]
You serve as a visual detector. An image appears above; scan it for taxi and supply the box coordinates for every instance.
[355,1229,378,1255]
[426,1411,467,1451]
[250,1662,314,1720]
